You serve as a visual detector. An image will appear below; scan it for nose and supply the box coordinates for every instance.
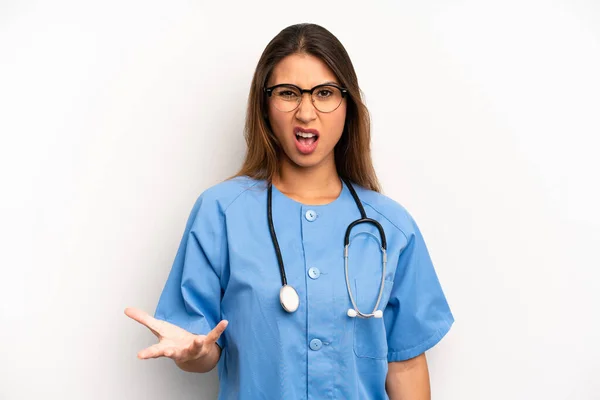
[295,93,317,123]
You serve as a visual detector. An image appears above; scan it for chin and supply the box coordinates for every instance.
[288,153,330,169]
[292,159,320,169]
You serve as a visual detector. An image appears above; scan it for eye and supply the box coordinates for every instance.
[316,89,333,98]
[274,87,299,100]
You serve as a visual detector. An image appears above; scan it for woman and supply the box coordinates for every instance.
[125,23,454,399]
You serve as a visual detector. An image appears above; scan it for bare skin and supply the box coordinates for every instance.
[386,353,431,400]
[124,307,227,372]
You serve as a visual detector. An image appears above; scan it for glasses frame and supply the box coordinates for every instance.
[264,83,349,113]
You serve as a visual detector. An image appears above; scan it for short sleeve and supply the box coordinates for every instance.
[384,214,454,362]
[154,192,226,349]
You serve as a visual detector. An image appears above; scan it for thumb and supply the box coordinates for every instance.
[204,320,229,345]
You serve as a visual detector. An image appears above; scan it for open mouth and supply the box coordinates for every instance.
[293,128,320,155]
[295,130,319,146]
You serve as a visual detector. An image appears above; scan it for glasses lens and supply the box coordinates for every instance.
[312,85,343,113]
[271,85,302,112]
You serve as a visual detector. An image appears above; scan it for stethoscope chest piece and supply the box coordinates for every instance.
[268,179,386,318]
[280,284,300,313]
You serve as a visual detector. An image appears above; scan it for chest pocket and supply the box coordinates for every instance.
[353,276,394,359]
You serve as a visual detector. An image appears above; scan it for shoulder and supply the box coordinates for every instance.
[189,175,264,218]
[183,175,263,231]
[352,183,418,238]
[196,175,263,210]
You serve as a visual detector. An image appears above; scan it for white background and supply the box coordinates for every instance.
[1,1,599,399]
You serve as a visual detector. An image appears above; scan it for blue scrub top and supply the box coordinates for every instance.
[155,176,454,400]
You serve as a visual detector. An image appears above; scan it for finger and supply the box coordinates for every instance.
[124,307,162,337]
[204,320,229,345]
[138,343,168,360]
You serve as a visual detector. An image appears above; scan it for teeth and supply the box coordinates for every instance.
[296,132,316,138]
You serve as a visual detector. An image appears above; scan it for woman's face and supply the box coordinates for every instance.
[266,53,347,170]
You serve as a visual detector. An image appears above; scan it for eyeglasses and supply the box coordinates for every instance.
[264,83,348,113]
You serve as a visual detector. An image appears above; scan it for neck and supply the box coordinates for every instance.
[272,154,342,205]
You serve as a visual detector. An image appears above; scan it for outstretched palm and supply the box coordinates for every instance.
[125,307,228,363]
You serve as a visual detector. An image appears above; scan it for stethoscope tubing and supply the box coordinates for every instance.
[267,177,388,318]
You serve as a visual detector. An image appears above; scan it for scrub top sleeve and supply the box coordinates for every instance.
[384,214,454,362]
[154,193,226,349]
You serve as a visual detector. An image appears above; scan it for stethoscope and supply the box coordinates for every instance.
[267,177,387,319]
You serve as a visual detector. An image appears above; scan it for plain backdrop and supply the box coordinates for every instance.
[1,1,599,399]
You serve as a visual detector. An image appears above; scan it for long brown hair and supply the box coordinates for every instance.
[231,23,381,192]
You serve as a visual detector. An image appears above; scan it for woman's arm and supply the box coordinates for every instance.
[386,353,431,400]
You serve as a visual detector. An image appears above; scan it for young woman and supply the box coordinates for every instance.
[126,23,454,399]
